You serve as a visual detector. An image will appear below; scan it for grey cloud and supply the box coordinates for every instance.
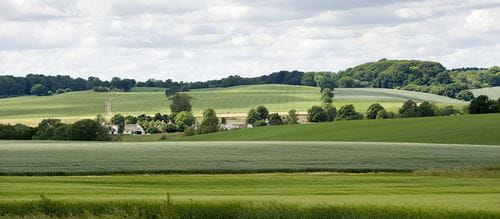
[0,0,499,81]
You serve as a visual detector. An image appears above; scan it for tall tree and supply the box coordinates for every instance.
[321,88,334,104]
[169,93,192,113]
[256,106,269,120]
[199,108,219,134]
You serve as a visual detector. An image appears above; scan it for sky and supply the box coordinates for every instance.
[0,0,499,82]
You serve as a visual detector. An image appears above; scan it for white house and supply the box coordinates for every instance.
[124,124,145,135]
[221,123,253,130]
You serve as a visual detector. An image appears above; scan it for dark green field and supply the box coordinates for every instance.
[180,114,500,145]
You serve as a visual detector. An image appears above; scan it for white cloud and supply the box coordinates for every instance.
[0,0,499,81]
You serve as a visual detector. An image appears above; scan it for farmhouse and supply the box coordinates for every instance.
[124,124,145,135]
[221,123,253,130]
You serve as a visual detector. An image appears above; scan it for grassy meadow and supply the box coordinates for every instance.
[1,140,499,175]
[0,85,465,125]
[180,113,500,145]
[1,171,499,218]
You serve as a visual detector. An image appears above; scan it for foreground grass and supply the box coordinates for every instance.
[1,141,499,175]
[1,198,498,219]
[0,171,499,216]
[180,114,500,145]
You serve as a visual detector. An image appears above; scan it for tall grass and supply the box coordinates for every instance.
[0,196,498,219]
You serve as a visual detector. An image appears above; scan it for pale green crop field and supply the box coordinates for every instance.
[0,85,465,125]
[472,87,500,100]
[1,141,499,175]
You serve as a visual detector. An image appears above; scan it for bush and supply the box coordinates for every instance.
[55,89,66,94]
[93,86,109,92]
[468,95,497,114]
[322,104,336,122]
[284,109,299,124]
[399,100,418,118]
[246,108,260,125]
[165,124,178,133]
[436,106,460,116]
[30,84,47,96]
[66,119,110,141]
[366,103,385,119]
[0,124,37,140]
[307,105,327,123]
[456,90,474,101]
[183,127,196,136]
[175,111,195,130]
[268,113,283,126]
[417,102,436,117]
[336,105,363,120]
[376,109,388,119]
[253,120,267,127]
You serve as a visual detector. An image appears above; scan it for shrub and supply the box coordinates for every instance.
[175,111,195,130]
[253,120,267,127]
[323,104,337,122]
[246,108,260,125]
[336,105,363,120]
[417,102,436,117]
[307,105,326,123]
[436,106,460,116]
[468,95,497,114]
[183,127,196,136]
[93,86,109,92]
[55,89,66,94]
[399,100,418,118]
[66,119,110,141]
[376,109,388,119]
[456,90,474,101]
[165,124,178,133]
[268,113,283,126]
[366,103,385,119]
[284,109,299,124]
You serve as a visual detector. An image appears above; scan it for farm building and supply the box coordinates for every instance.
[124,124,145,135]
[221,123,253,130]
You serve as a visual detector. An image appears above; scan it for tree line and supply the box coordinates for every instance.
[4,59,497,99]
[0,118,110,141]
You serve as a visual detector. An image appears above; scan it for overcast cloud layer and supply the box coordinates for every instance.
[0,0,499,81]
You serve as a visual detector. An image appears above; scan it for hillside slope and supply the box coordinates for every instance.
[179,114,500,145]
[471,87,500,100]
[0,85,465,125]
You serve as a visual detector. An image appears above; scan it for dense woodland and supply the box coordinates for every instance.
[1,59,499,99]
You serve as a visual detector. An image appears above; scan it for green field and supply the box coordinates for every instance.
[1,140,499,175]
[472,86,500,100]
[0,85,465,125]
[1,171,499,215]
[180,114,500,145]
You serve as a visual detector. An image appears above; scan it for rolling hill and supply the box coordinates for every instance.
[471,87,500,100]
[179,113,500,145]
[0,84,465,125]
